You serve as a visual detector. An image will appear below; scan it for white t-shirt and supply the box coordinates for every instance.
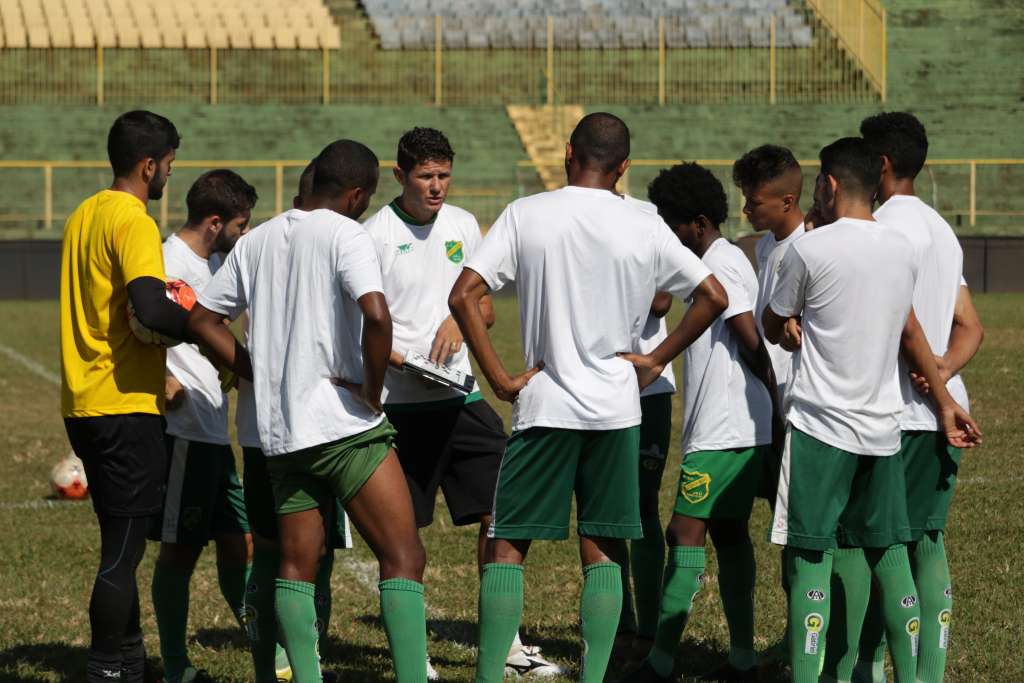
[363,201,482,405]
[623,196,677,398]
[683,238,773,454]
[754,224,805,403]
[466,185,712,432]
[199,209,385,457]
[874,195,970,430]
[163,234,229,444]
[770,218,917,456]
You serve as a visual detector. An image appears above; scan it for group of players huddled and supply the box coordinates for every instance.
[59,108,982,683]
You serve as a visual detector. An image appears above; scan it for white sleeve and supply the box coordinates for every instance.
[465,203,517,291]
[653,228,713,301]
[197,243,247,321]
[717,258,754,321]
[769,245,808,317]
[337,226,384,301]
[463,212,483,257]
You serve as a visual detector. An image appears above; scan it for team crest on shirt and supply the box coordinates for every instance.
[397,243,413,255]
[445,240,464,263]
[680,468,711,504]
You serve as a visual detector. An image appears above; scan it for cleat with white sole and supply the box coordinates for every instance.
[504,644,563,677]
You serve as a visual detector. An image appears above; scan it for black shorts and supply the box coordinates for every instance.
[64,413,167,518]
[386,398,506,528]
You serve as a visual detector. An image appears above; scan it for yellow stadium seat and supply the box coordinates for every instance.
[72,23,94,48]
[320,25,341,50]
[296,26,320,50]
[4,24,27,48]
[250,24,274,49]
[184,25,207,49]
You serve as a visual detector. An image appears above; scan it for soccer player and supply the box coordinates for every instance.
[621,163,780,683]
[822,113,985,683]
[762,137,981,683]
[188,140,428,683]
[60,110,185,683]
[362,127,560,677]
[149,170,258,683]
[238,161,355,683]
[448,113,728,683]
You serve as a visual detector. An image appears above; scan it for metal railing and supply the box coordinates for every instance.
[805,0,886,100]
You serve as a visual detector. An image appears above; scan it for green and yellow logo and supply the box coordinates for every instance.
[906,617,920,637]
[397,243,412,255]
[681,468,711,504]
[805,613,824,633]
[445,240,464,263]
[938,609,952,627]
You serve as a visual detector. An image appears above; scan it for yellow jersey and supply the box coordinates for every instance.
[60,189,167,417]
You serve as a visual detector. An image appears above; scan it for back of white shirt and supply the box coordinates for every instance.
[467,186,711,432]
[683,238,773,453]
[363,202,482,405]
[754,224,805,403]
[163,235,229,444]
[874,195,969,430]
[199,209,385,456]
[770,218,917,455]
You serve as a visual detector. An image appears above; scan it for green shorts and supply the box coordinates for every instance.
[149,437,249,544]
[638,394,673,513]
[674,445,767,520]
[243,447,353,549]
[267,420,397,517]
[490,426,642,540]
[771,427,911,551]
[899,431,961,539]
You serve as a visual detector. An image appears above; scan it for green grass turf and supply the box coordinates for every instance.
[0,293,1020,681]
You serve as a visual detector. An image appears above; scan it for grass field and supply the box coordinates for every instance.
[0,294,1020,682]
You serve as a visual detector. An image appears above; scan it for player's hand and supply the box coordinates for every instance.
[429,316,464,365]
[165,375,185,410]
[909,354,951,396]
[331,378,384,415]
[389,349,407,370]
[495,362,544,403]
[616,352,665,391]
[780,318,802,352]
[938,401,982,449]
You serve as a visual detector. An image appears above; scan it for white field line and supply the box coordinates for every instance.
[0,498,88,511]
[0,342,60,386]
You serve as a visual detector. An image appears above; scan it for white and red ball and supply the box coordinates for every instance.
[50,453,89,500]
[127,279,197,347]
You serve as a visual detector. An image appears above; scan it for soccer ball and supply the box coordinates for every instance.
[127,279,197,347]
[50,453,89,500]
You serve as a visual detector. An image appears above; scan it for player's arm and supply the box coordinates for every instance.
[909,285,984,394]
[428,292,495,366]
[186,304,254,382]
[449,269,542,402]
[762,244,806,350]
[901,308,982,448]
[650,291,672,318]
[761,307,802,351]
[352,292,391,414]
[126,276,191,341]
[728,311,780,401]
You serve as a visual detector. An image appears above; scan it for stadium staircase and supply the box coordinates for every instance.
[507,105,584,190]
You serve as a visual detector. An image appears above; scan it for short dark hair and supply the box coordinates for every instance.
[107,110,180,176]
[297,162,315,200]
[396,127,454,173]
[647,162,728,228]
[859,111,929,179]
[569,112,630,173]
[732,144,801,190]
[185,169,258,225]
[819,137,881,198]
[311,140,379,198]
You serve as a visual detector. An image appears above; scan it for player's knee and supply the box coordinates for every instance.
[379,535,426,581]
[666,515,706,547]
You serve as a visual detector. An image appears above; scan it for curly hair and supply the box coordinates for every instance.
[859,111,928,179]
[647,162,728,228]
[186,169,258,224]
[731,144,800,190]
[397,127,455,172]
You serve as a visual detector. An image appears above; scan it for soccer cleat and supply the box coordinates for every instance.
[700,662,760,682]
[504,644,563,677]
[426,655,440,681]
[616,660,674,683]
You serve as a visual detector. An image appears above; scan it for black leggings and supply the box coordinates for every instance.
[87,514,149,683]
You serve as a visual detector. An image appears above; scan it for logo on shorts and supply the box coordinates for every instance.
[901,595,918,608]
[181,506,202,531]
[804,613,824,655]
[806,589,826,602]
[397,243,413,255]
[681,468,711,504]
[445,240,464,264]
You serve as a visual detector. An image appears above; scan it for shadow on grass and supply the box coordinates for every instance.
[0,643,161,683]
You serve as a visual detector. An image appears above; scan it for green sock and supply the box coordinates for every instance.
[716,539,757,671]
[822,547,872,683]
[218,562,252,627]
[785,547,833,683]
[580,562,623,683]
[867,545,920,683]
[379,578,427,683]
[648,545,705,677]
[619,551,637,635]
[853,587,887,683]
[244,547,280,683]
[912,533,953,683]
[275,579,321,683]
[152,561,192,683]
[631,515,666,640]
[475,563,524,683]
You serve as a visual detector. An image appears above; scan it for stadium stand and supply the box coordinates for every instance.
[0,0,341,49]
[362,0,813,50]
